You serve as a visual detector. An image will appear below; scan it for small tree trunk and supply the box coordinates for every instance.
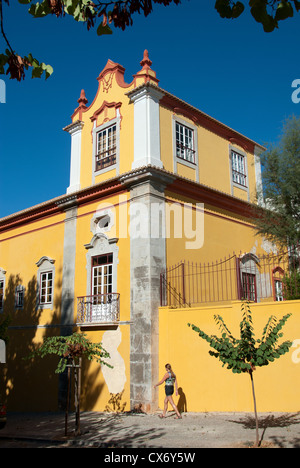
[249,369,259,447]
[65,364,71,436]
[74,358,82,436]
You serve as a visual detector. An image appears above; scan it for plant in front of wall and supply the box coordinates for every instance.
[188,302,292,447]
[26,332,112,436]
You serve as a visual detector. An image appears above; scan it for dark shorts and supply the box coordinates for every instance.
[165,385,174,396]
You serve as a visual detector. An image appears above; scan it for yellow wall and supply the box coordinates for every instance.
[0,213,66,410]
[77,74,135,190]
[0,213,66,326]
[75,66,259,204]
[72,194,132,412]
[73,193,131,319]
[159,105,257,203]
[159,300,300,413]
[164,192,264,268]
[0,193,132,413]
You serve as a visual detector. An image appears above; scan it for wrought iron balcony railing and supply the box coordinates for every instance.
[77,293,120,325]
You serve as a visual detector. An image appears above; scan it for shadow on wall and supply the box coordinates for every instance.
[177,387,187,413]
[104,390,127,413]
[0,272,107,412]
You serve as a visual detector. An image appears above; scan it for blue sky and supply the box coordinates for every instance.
[0,0,299,218]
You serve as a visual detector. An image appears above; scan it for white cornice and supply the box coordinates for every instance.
[63,120,84,135]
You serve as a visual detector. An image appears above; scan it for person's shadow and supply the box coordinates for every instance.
[177,387,187,413]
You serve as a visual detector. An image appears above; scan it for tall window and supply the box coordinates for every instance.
[274,280,284,301]
[15,285,25,309]
[40,271,53,305]
[95,124,117,171]
[175,122,195,164]
[92,254,113,296]
[36,256,55,309]
[272,267,284,301]
[242,273,257,302]
[232,151,247,187]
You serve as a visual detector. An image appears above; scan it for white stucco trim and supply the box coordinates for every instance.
[129,86,164,170]
[64,120,84,194]
[254,144,264,206]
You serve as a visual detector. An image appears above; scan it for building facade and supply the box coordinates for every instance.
[0,51,271,413]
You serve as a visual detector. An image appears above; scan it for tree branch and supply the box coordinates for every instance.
[0,0,14,54]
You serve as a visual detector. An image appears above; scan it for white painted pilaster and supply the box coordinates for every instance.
[254,144,264,206]
[128,85,164,170]
[64,120,84,194]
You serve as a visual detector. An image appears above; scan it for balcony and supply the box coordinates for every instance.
[77,293,120,326]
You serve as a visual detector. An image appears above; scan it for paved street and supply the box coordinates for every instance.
[0,410,300,449]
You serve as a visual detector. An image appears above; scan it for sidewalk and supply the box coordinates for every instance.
[0,410,300,448]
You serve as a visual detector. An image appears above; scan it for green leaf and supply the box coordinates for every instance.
[32,65,44,79]
[275,1,294,21]
[29,1,51,17]
[215,0,232,18]
[294,0,300,11]
[41,63,54,79]
[97,23,113,35]
[0,53,8,74]
[232,1,245,18]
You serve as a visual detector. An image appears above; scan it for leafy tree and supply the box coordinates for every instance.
[0,314,10,344]
[27,332,111,435]
[188,302,292,447]
[254,116,300,248]
[28,331,111,373]
[215,0,299,32]
[1,0,299,81]
[283,270,300,300]
[0,0,181,80]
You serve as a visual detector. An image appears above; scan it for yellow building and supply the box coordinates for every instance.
[0,50,291,414]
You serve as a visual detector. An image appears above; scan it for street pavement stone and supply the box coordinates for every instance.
[0,410,300,448]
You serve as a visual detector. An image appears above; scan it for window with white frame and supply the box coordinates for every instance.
[239,253,259,302]
[272,267,284,301]
[274,280,284,301]
[40,271,53,305]
[15,285,25,309]
[95,124,117,172]
[231,150,247,187]
[92,254,113,297]
[175,122,195,164]
[36,256,55,308]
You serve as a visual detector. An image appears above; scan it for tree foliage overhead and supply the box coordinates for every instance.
[0,0,299,81]
[0,0,181,80]
[188,302,292,375]
[26,332,111,373]
[254,116,300,248]
[215,0,300,32]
